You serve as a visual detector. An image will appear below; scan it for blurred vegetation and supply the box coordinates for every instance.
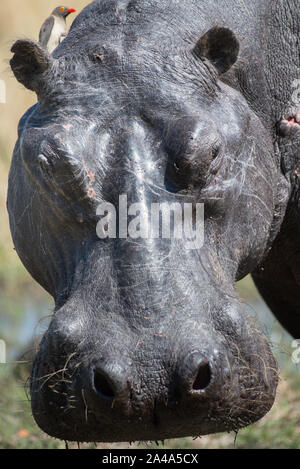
[0,0,300,450]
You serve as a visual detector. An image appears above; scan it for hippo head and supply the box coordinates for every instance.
[8,19,283,442]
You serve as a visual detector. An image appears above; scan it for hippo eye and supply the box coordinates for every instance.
[209,144,223,174]
[164,119,224,191]
[212,145,220,159]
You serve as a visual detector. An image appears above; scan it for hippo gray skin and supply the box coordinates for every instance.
[7,0,300,442]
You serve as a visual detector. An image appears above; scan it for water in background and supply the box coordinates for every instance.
[0,294,52,361]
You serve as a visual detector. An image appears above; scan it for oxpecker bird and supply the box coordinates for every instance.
[39,6,76,53]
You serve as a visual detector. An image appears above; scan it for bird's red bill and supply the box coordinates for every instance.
[66,8,76,14]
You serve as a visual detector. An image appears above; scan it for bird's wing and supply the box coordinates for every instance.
[39,16,55,48]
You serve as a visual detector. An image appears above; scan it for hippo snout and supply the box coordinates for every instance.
[30,298,278,442]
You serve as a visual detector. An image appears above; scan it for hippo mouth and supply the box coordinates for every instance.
[30,292,278,443]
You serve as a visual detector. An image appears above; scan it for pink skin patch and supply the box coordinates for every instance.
[87,171,95,183]
[278,110,300,136]
[282,115,300,128]
[82,162,95,182]
[87,188,96,199]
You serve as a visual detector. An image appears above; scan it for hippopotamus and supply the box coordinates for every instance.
[7,0,300,443]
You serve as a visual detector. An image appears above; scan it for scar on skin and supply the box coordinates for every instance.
[87,170,95,183]
[82,161,96,183]
[135,338,142,349]
[87,187,96,198]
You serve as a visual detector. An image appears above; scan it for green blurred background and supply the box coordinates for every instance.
[0,0,299,450]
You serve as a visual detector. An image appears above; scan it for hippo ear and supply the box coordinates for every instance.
[194,27,239,74]
[10,39,53,93]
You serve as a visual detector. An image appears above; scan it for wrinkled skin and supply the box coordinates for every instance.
[7,0,300,442]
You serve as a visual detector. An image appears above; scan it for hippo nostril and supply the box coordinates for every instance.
[192,360,211,391]
[94,370,115,400]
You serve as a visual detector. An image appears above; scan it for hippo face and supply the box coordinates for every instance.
[8,19,280,442]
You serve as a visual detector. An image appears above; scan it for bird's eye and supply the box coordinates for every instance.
[60,7,65,11]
